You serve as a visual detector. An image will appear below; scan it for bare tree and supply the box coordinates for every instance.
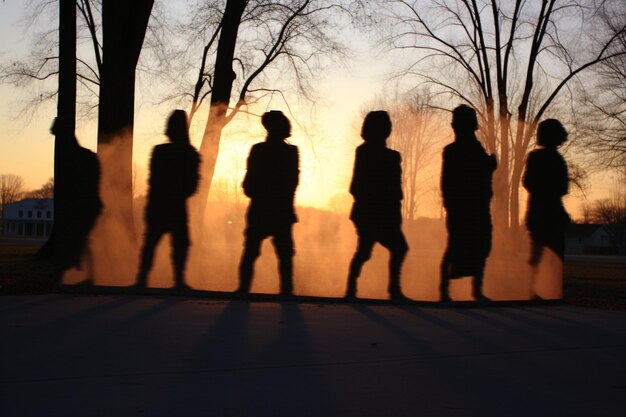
[0,174,26,217]
[577,3,626,171]
[587,192,626,225]
[0,1,172,121]
[96,0,153,235]
[388,92,443,220]
[26,177,55,199]
[383,0,626,236]
[585,191,626,253]
[179,0,351,226]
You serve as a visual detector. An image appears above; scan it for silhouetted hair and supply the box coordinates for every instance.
[50,117,79,146]
[50,118,61,136]
[361,110,392,142]
[537,119,567,148]
[166,109,190,144]
[262,110,291,140]
[451,105,478,135]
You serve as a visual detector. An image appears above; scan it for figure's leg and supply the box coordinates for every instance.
[346,232,375,299]
[238,229,263,294]
[272,225,295,296]
[529,237,544,267]
[384,230,409,300]
[472,262,490,302]
[439,251,451,302]
[136,225,163,287]
[172,218,191,289]
[528,237,544,299]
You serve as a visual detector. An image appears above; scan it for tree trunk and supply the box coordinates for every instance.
[192,0,246,233]
[509,157,525,237]
[496,105,511,235]
[37,0,76,270]
[93,0,153,283]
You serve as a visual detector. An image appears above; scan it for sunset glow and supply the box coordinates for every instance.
[1,0,623,302]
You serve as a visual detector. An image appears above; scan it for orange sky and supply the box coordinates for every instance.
[0,2,621,221]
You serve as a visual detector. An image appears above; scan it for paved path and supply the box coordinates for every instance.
[2,295,625,417]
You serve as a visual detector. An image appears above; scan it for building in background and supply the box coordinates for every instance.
[566,223,626,255]
[2,198,53,238]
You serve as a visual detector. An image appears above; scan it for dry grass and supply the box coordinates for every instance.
[563,259,626,310]
[0,243,56,293]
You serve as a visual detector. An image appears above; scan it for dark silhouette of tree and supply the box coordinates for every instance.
[578,4,626,171]
[384,0,626,237]
[586,193,626,225]
[90,1,153,281]
[26,178,55,199]
[37,0,78,265]
[190,0,246,228]
[583,191,626,255]
[0,1,170,121]
[181,0,351,228]
[30,7,103,281]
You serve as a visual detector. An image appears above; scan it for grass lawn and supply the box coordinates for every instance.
[564,258,626,310]
[1,243,625,310]
[0,243,56,293]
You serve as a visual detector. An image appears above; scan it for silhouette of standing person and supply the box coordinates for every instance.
[135,110,200,290]
[523,119,570,297]
[237,110,299,296]
[345,111,409,301]
[440,105,497,302]
[46,118,103,282]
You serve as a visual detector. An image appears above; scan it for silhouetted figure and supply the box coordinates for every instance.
[523,119,570,297]
[237,111,299,295]
[440,105,496,302]
[135,110,200,289]
[345,111,409,301]
[48,118,103,282]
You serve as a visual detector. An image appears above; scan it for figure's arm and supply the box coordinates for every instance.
[440,148,451,208]
[148,147,160,192]
[349,150,363,199]
[242,146,257,198]
[560,154,569,196]
[185,149,201,197]
[394,152,403,201]
[522,153,536,193]
[292,147,300,193]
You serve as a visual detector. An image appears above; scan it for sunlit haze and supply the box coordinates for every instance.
[0,1,623,302]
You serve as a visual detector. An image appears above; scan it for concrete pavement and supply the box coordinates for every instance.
[1,294,625,416]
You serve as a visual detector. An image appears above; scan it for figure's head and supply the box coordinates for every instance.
[451,104,478,136]
[50,118,60,136]
[50,117,72,137]
[361,110,392,143]
[537,119,567,148]
[262,110,291,141]
[50,117,79,146]
[166,109,190,143]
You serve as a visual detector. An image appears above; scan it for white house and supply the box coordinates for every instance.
[565,223,624,255]
[2,198,53,238]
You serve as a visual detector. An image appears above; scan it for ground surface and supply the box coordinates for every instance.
[2,295,626,417]
[1,244,626,416]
